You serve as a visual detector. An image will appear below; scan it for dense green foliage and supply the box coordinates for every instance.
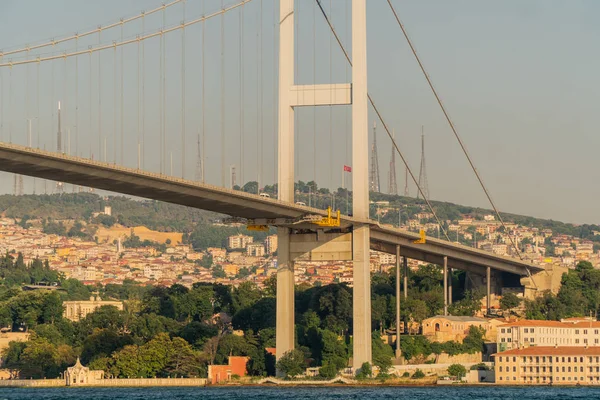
[447,363,467,378]
[525,261,600,320]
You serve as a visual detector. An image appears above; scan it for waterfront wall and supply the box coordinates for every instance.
[0,379,64,387]
[0,377,206,387]
[391,361,493,377]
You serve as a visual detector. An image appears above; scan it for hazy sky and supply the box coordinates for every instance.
[0,1,599,224]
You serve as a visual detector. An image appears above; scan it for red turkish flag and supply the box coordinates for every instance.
[343,165,352,172]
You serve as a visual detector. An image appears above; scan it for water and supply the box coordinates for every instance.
[0,386,600,400]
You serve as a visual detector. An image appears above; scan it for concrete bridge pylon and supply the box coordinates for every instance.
[276,0,372,372]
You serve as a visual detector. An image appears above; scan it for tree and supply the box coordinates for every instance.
[500,293,521,311]
[447,363,467,379]
[371,331,393,373]
[412,369,425,379]
[355,362,372,379]
[276,349,305,379]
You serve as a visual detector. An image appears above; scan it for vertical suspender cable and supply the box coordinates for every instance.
[8,65,12,143]
[163,6,167,174]
[181,1,186,178]
[256,3,260,192]
[137,33,141,169]
[312,0,317,185]
[0,57,3,142]
[63,52,67,153]
[89,50,92,158]
[201,1,205,183]
[159,9,164,173]
[221,0,226,187]
[142,12,146,169]
[75,36,79,157]
[239,3,244,185]
[99,29,102,161]
[26,49,30,147]
[120,21,124,165]
[259,0,263,190]
[113,42,117,163]
[273,2,277,188]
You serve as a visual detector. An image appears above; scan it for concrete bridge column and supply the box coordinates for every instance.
[443,256,448,316]
[351,0,371,372]
[395,245,401,358]
[403,256,408,299]
[486,266,491,315]
[276,227,294,362]
[448,267,453,305]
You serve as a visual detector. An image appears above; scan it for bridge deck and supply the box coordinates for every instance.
[0,142,542,276]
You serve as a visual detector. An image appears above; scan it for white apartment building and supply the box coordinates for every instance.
[265,235,278,254]
[498,319,600,352]
[247,243,265,257]
[228,234,253,249]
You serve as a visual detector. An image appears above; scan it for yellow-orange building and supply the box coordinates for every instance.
[422,315,491,342]
[494,346,600,385]
[63,296,123,322]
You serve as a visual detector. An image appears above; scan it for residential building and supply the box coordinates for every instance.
[228,234,253,249]
[494,346,600,385]
[63,295,124,322]
[265,235,278,254]
[497,320,600,351]
[247,243,265,257]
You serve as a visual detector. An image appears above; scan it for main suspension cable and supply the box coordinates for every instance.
[0,0,184,58]
[385,0,524,261]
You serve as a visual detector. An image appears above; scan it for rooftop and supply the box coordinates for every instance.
[494,346,600,357]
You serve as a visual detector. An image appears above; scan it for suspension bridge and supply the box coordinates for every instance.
[0,0,555,370]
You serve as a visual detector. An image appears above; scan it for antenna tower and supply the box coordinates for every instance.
[403,166,409,196]
[417,125,429,199]
[195,134,204,182]
[388,129,398,195]
[369,121,381,193]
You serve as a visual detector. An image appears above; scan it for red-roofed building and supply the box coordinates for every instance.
[498,319,600,351]
[494,346,600,385]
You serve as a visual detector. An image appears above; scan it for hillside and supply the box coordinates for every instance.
[1,190,598,244]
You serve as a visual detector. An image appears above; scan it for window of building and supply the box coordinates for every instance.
[581,357,584,363]
[595,329,598,335]
[508,329,512,333]
[536,357,539,363]
[531,328,535,333]
[580,366,584,372]
[513,366,516,372]
[522,357,526,362]
[499,377,502,381]
[576,330,580,334]
[513,357,517,362]
[562,357,565,362]
[584,330,588,334]
[499,357,502,362]
[562,367,565,372]
[525,338,529,342]
[508,338,512,342]
[501,328,505,333]
[499,366,503,372]
[575,339,580,344]
[501,338,505,343]
[568,367,572,372]
[513,377,516,381]
[585,339,588,344]
[531,338,535,343]
[524,328,529,333]
[568,357,572,362]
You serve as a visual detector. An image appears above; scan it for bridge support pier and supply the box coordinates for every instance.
[443,256,448,316]
[486,266,491,315]
[448,267,453,306]
[395,245,401,359]
[275,227,295,365]
[403,256,408,299]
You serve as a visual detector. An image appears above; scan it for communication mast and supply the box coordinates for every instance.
[369,121,381,193]
[417,125,429,200]
[388,129,398,195]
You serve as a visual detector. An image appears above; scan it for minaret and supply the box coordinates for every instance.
[388,129,398,195]
[403,166,409,197]
[230,165,237,189]
[369,121,381,193]
[417,126,429,200]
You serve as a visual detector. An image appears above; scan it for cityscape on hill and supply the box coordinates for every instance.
[1,190,600,384]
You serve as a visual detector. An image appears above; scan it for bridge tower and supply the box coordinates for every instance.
[277,0,371,371]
